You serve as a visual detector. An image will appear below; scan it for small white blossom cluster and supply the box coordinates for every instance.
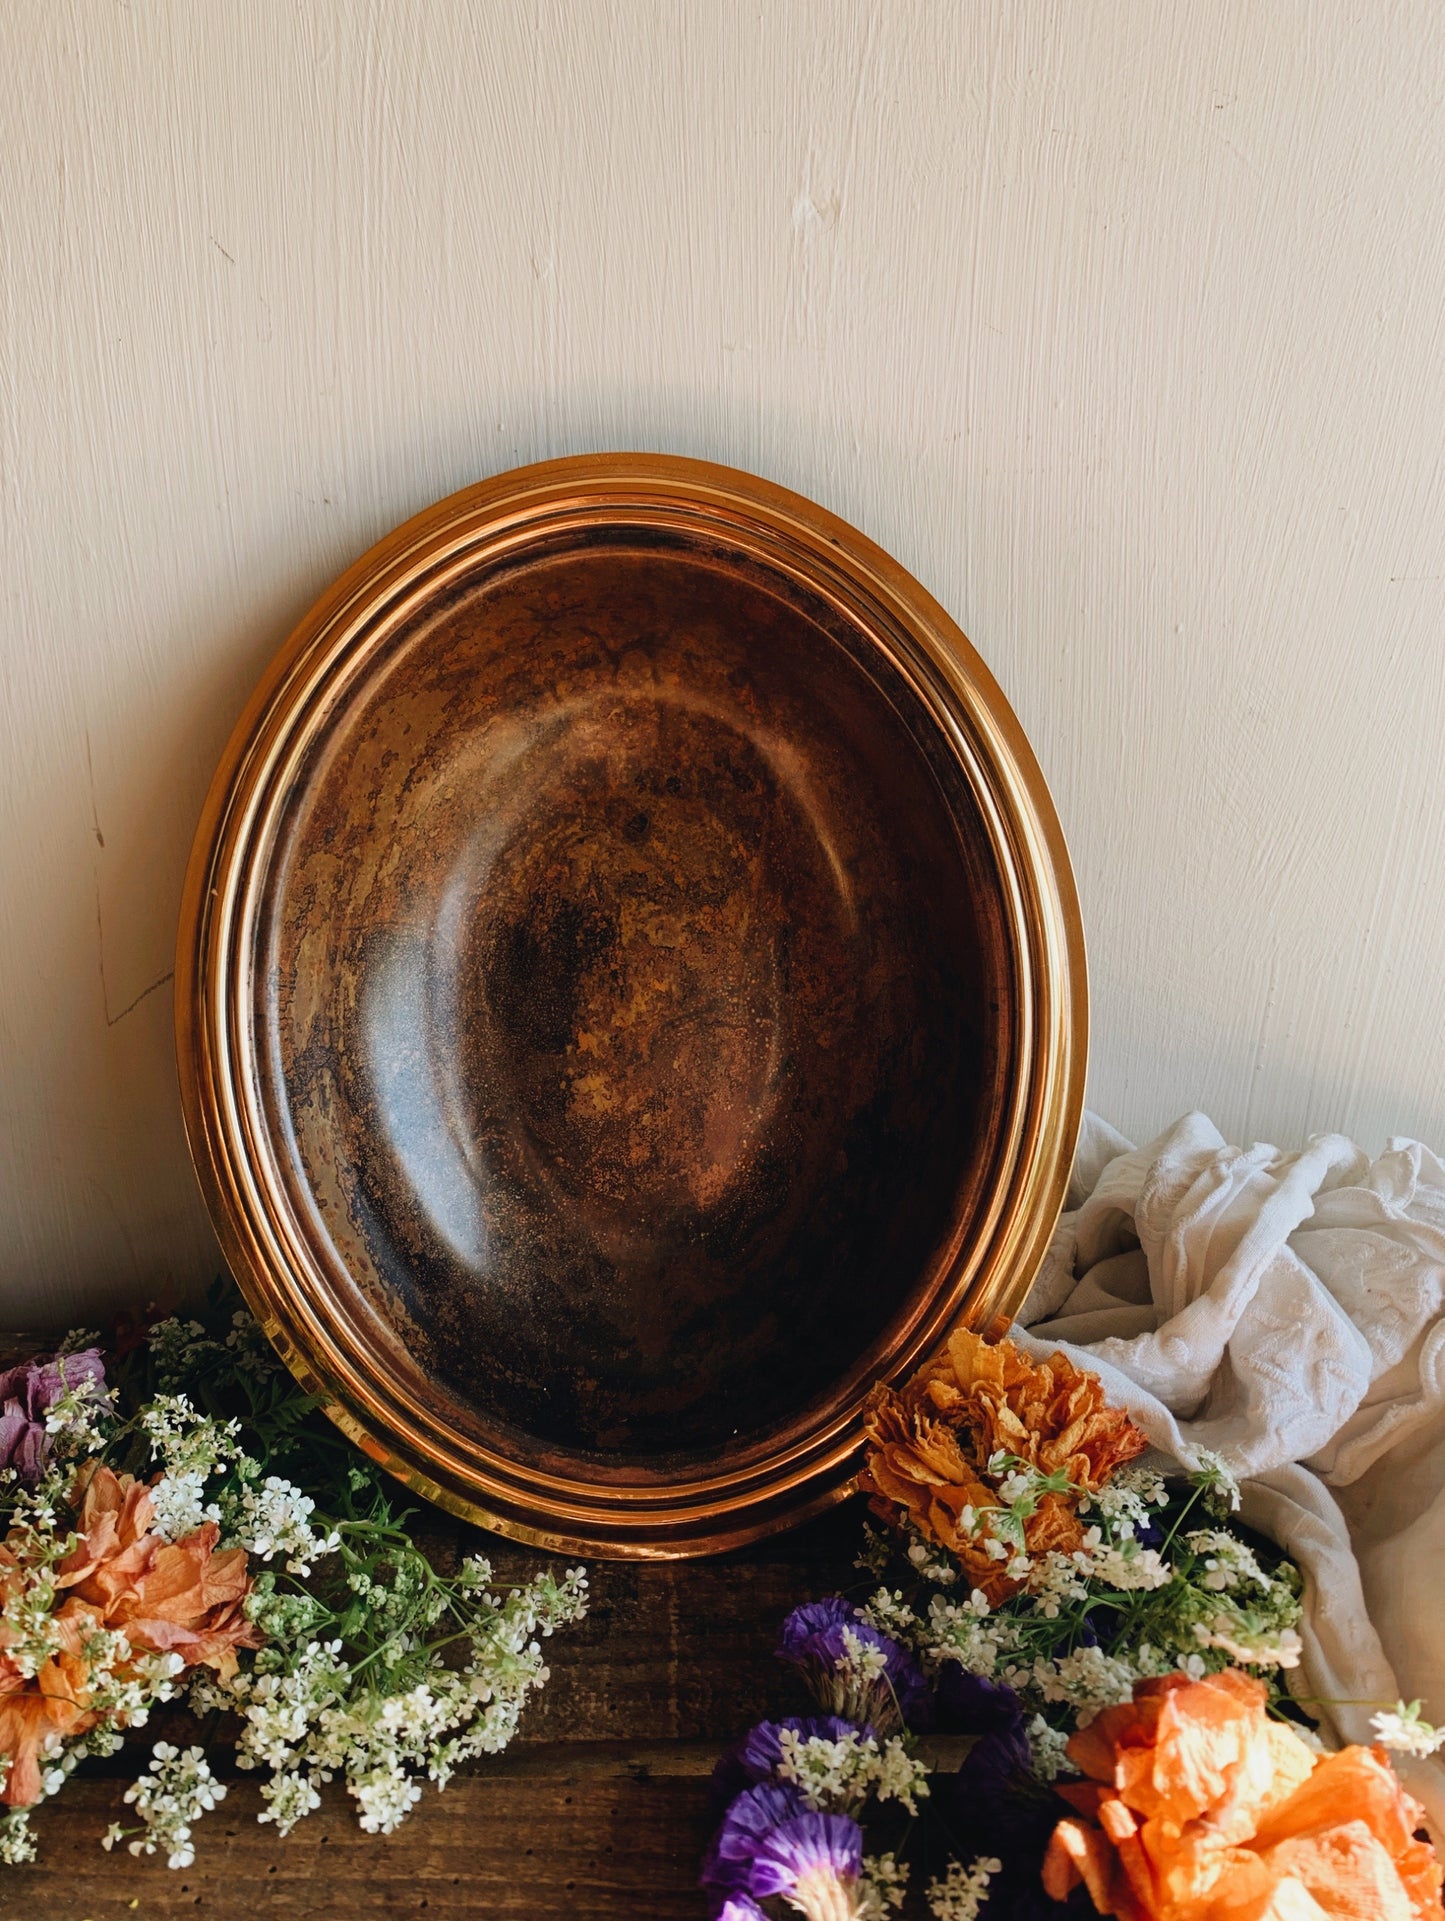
[1026,1713,1073,1781]
[41,1373,111,1459]
[1087,1537,1172,1592]
[149,1470,222,1542]
[0,1818,35,1866]
[191,1565,589,1835]
[1016,1645,1141,1724]
[858,1849,909,1917]
[776,1725,930,1818]
[915,1589,1018,1680]
[1191,1619,1303,1670]
[1078,1464,1169,1525]
[141,1394,243,1480]
[224,1309,281,1377]
[108,1743,227,1869]
[926,1854,1002,1921]
[837,1626,890,1686]
[227,1475,341,1577]
[138,1386,344,1582]
[905,1540,959,1585]
[1189,1448,1242,1514]
[147,1316,218,1383]
[1370,1699,1445,1758]
[1186,1529,1269,1593]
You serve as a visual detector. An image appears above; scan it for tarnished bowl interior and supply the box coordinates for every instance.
[264,536,1006,1465]
[179,457,1084,1554]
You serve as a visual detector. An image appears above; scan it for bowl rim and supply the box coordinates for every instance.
[175,452,1087,1558]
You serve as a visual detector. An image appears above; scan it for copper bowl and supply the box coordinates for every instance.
[176,455,1085,1556]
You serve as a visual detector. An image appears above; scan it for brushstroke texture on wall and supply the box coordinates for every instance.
[5,1,1445,1319]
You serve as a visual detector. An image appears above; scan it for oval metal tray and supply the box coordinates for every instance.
[176,455,1085,1555]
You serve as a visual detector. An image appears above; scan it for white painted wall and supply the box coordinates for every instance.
[6,1,1445,1323]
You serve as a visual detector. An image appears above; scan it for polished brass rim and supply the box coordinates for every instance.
[175,454,1087,1558]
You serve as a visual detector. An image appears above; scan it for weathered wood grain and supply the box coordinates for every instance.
[10,1774,716,1920]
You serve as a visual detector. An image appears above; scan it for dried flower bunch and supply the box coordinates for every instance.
[0,1287,587,1869]
[1043,1669,1441,1919]
[702,1333,1443,1921]
[859,1329,1150,1605]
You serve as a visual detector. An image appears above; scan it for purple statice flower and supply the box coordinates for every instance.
[710,1715,866,1810]
[0,1348,108,1481]
[776,1596,933,1734]
[749,1810,865,1919]
[701,1781,807,1899]
[713,1900,769,1921]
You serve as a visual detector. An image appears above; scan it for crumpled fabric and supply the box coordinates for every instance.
[1011,1110,1445,1841]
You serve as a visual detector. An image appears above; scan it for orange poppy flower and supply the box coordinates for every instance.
[1042,1669,1443,1919]
[859,1330,1148,1603]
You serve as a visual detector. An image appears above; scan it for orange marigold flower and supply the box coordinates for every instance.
[0,1467,261,1809]
[1042,1669,1443,1920]
[858,1329,1148,1603]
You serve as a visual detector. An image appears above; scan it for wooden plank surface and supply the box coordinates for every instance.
[4,1495,869,1919]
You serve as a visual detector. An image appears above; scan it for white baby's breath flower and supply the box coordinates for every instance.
[860,1588,921,1639]
[1081,1465,1168,1523]
[150,1471,222,1542]
[350,1758,423,1834]
[1089,1538,1171,1592]
[1025,1550,1092,1619]
[123,1743,227,1869]
[258,1768,323,1831]
[0,1809,36,1865]
[860,1850,909,1917]
[1370,1699,1445,1757]
[1025,1646,1138,1722]
[227,1475,341,1576]
[1190,1449,1242,1513]
[837,1625,890,1684]
[1185,1530,1269,1593]
[1026,1714,1073,1782]
[142,1394,242,1480]
[42,1373,111,1455]
[1191,1621,1303,1670]
[927,1855,1002,1921]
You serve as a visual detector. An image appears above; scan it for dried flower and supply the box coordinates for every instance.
[777,1599,933,1735]
[749,1810,867,1920]
[0,1619,103,1807]
[55,1465,261,1679]
[711,1715,866,1810]
[1042,1668,1443,1918]
[860,1332,1147,1605]
[703,1780,810,1901]
[0,1292,588,1869]
[0,1351,109,1482]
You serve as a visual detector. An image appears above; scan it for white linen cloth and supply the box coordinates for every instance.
[1011,1110,1445,1839]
